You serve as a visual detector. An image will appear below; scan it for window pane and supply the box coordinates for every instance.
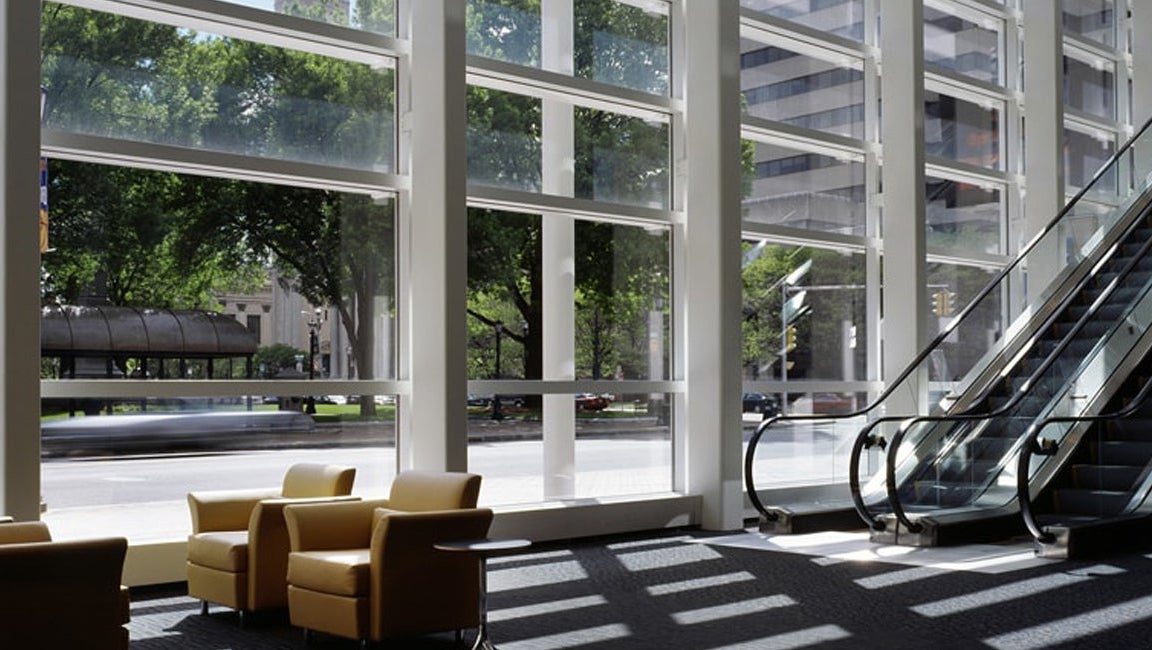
[925,90,1001,169]
[740,0,865,42]
[924,5,1000,85]
[574,222,670,380]
[1063,0,1115,48]
[467,86,542,192]
[575,107,670,208]
[1064,126,1116,190]
[743,140,867,237]
[926,176,1002,255]
[1064,55,1115,120]
[467,0,541,67]
[574,392,672,498]
[467,209,541,381]
[42,4,395,172]
[925,263,1001,398]
[741,39,865,140]
[42,394,397,542]
[742,243,867,382]
[43,160,396,381]
[575,0,670,95]
[217,0,395,36]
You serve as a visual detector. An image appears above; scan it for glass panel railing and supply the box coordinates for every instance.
[746,115,1152,526]
[882,204,1152,526]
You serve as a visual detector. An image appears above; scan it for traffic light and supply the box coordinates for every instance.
[931,290,954,317]
[785,325,798,352]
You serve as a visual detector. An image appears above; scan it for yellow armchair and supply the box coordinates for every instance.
[186,462,357,619]
[282,471,492,644]
[0,521,129,650]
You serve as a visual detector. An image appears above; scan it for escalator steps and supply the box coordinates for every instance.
[1069,464,1144,491]
[1052,488,1130,516]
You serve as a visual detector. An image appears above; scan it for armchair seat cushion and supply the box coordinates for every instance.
[188,532,249,572]
[287,549,371,597]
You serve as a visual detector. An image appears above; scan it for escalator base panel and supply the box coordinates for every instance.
[760,504,864,535]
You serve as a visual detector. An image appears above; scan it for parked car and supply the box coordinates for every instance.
[467,394,492,407]
[742,392,780,418]
[575,393,609,411]
[812,392,855,414]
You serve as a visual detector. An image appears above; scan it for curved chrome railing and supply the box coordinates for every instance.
[881,225,1152,534]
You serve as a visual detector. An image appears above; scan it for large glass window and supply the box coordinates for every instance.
[740,38,865,140]
[467,86,543,192]
[1063,0,1115,48]
[925,262,1001,395]
[925,90,1001,170]
[467,209,673,505]
[741,0,866,42]
[1064,54,1115,120]
[923,4,1000,85]
[926,175,1003,255]
[741,243,867,383]
[467,0,542,67]
[218,0,396,36]
[40,161,397,541]
[742,140,867,237]
[1064,125,1116,190]
[575,0,670,95]
[42,3,396,172]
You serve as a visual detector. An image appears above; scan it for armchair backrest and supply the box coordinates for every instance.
[281,463,356,498]
[387,471,481,511]
[0,521,51,544]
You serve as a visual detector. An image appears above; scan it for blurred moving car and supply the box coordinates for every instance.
[742,392,780,418]
[575,393,609,411]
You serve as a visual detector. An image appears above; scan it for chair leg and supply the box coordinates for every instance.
[237,609,246,628]
[359,639,369,650]
[200,601,209,616]
[455,629,463,644]
[303,628,313,646]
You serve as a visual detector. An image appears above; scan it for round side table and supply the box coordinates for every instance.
[435,537,532,650]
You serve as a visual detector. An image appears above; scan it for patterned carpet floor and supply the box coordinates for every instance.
[129,527,1152,649]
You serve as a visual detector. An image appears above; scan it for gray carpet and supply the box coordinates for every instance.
[128,528,1152,649]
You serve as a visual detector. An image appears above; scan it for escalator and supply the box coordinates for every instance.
[745,116,1152,547]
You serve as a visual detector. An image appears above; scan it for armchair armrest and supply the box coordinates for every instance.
[187,488,280,533]
[0,521,51,544]
[284,499,391,552]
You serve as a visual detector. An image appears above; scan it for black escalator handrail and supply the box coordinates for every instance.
[744,114,1152,521]
[848,413,918,530]
[1017,372,1152,545]
[883,227,1152,534]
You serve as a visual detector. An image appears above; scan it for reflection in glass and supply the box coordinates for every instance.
[217,0,396,35]
[926,176,1002,255]
[740,0,865,42]
[742,141,866,237]
[1064,55,1114,120]
[467,86,542,191]
[741,243,867,383]
[925,263,1001,391]
[575,108,669,208]
[1062,0,1115,48]
[42,4,395,172]
[740,38,864,140]
[1064,126,1116,190]
[925,91,1000,169]
[574,223,670,380]
[466,0,541,67]
[924,5,1000,85]
[575,0,669,95]
[43,160,397,383]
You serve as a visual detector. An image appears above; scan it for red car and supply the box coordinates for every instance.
[575,393,609,411]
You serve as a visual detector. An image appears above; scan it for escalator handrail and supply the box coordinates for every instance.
[744,114,1152,521]
[883,223,1152,534]
[848,413,917,529]
[1017,367,1152,545]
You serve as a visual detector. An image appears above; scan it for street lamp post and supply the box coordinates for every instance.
[305,308,323,414]
[491,321,504,421]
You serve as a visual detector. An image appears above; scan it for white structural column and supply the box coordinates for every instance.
[2,1,42,520]
[1021,0,1064,282]
[681,0,743,531]
[1131,0,1152,183]
[404,0,468,472]
[879,0,927,412]
[541,0,576,500]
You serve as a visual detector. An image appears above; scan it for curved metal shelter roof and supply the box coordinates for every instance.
[41,305,258,358]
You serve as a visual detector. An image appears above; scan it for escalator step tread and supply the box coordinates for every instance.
[1098,440,1152,465]
[1070,464,1145,491]
[1053,488,1131,517]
